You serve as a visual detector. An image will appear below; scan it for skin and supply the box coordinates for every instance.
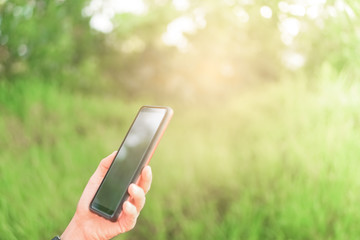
[61,151,152,240]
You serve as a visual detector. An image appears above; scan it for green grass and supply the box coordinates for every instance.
[1,75,360,239]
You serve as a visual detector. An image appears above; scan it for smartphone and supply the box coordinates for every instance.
[89,106,173,221]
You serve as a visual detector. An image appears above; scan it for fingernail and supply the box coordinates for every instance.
[130,184,137,194]
[146,166,152,178]
[124,201,132,212]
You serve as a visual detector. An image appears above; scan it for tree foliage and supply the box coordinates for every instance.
[1,0,359,98]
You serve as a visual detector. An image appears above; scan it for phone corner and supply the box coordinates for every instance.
[165,106,174,116]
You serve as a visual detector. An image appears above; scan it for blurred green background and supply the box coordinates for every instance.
[1,0,360,239]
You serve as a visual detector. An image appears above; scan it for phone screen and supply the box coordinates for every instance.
[91,107,167,215]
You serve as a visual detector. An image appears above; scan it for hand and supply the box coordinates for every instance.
[61,151,152,240]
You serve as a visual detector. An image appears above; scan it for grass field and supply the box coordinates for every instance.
[1,74,360,239]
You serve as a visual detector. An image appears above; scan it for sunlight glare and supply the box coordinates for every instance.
[83,0,147,33]
[260,6,272,19]
[90,13,113,33]
[279,17,300,37]
[282,51,305,70]
[173,0,189,11]
[162,16,197,51]
[278,17,301,46]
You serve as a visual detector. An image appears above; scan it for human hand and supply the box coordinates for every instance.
[60,151,152,240]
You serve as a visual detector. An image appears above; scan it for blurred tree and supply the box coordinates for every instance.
[0,0,103,90]
[1,0,359,99]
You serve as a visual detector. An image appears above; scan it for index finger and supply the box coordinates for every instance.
[93,151,117,180]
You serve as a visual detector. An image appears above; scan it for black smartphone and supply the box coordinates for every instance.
[90,106,173,221]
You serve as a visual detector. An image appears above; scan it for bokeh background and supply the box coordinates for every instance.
[1,0,360,239]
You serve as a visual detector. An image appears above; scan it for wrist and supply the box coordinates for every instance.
[61,215,87,240]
